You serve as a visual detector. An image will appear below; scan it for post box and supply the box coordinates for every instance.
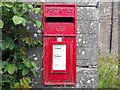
[43,4,76,85]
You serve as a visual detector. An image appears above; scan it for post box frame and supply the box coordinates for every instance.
[43,3,76,85]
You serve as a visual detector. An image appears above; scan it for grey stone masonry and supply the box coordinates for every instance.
[98,2,118,54]
[77,7,99,20]
[77,34,98,47]
[77,20,99,34]
[26,1,99,88]
[76,68,97,88]
[75,2,98,88]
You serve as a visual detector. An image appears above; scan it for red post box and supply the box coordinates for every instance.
[43,4,76,85]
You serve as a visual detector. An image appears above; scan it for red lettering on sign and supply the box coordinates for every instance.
[46,7,74,14]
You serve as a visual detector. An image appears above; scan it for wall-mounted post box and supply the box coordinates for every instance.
[43,4,76,85]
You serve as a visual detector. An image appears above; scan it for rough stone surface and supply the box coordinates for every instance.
[44,0,98,4]
[77,34,98,48]
[77,7,99,20]
[98,2,118,54]
[99,2,118,20]
[76,1,99,6]
[77,59,97,67]
[44,0,99,7]
[77,20,99,34]
[75,68,98,88]
[99,20,110,53]
[77,47,98,61]
[99,18,118,54]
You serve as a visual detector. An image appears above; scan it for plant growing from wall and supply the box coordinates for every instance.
[0,2,42,89]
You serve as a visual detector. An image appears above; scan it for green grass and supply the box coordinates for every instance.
[98,55,119,88]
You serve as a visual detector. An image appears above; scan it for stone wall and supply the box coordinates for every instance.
[75,2,98,88]
[25,1,120,88]
[25,1,99,88]
[98,2,118,54]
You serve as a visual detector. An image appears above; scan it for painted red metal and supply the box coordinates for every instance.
[43,3,76,85]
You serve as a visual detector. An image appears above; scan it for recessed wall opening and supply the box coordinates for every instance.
[46,17,74,22]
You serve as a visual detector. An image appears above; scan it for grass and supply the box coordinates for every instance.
[98,54,119,88]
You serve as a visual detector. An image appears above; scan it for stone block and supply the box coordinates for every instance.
[113,19,118,32]
[77,34,98,47]
[118,31,120,45]
[99,2,111,20]
[99,2,118,20]
[77,59,98,67]
[99,20,111,33]
[111,37,118,53]
[77,47,98,60]
[75,68,98,88]
[99,19,118,54]
[77,7,99,20]
[77,20,99,34]
[43,0,99,6]
[76,1,99,6]
[113,3,119,19]
[100,19,118,33]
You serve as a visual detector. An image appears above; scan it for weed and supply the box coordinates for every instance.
[98,55,119,88]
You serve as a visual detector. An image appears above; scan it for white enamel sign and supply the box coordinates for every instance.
[52,44,66,70]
